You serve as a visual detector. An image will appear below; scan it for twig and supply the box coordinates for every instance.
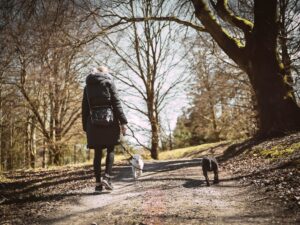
[0,195,8,204]
[253,197,268,202]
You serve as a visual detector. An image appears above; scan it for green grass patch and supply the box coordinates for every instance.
[257,142,300,159]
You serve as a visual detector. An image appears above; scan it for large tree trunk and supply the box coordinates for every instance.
[192,0,300,137]
[248,57,300,136]
[246,0,300,137]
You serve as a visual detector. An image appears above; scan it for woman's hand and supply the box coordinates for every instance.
[121,124,127,136]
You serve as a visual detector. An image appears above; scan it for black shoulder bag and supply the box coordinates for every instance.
[86,86,114,127]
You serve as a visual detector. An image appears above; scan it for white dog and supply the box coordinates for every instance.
[130,154,144,179]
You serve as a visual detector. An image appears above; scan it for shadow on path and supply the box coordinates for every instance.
[217,138,264,163]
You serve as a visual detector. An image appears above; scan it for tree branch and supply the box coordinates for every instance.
[211,0,253,34]
[121,16,207,32]
[191,0,246,69]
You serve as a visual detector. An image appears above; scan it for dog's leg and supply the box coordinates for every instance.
[203,168,210,186]
[213,161,219,184]
[132,166,136,179]
[137,169,142,178]
[213,168,219,184]
[134,168,138,179]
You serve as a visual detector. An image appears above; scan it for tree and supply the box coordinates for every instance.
[173,114,194,148]
[99,0,188,159]
[173,38,256,146]
[188,0,300,137]
[0,0,95,168]
[278,0,300,104]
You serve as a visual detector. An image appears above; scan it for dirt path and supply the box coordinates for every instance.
[40,159,298,225]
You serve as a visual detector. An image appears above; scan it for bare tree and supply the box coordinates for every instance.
[173,37,256,146]
[97,0,188,159]
[0,0,95,168]
[196,41,254,136]
[278,0,300,103]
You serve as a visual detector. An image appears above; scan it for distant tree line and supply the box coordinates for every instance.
[0,1,95,170]
[173,38,256,148]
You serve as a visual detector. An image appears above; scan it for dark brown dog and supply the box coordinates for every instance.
[202,156,219,186]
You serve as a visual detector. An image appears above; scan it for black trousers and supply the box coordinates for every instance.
[94,146,114,183]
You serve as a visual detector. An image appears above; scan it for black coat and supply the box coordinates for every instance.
[82,72,128,148]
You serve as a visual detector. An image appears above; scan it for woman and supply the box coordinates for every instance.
[82,66,127,192]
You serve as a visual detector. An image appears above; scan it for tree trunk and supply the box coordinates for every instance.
[279,0,293,81]
[192,0,300,137]
[42,139,46,168]
[86,148,91,161]
[53,146,62,165]
[29,117,36,168]
[0,87,2,171]
[248,60,300,137]
[7,114,14,170]
[48,147,54,165]
[150,120,159,159]
[0,121,5,171]
[53,130,62,165]
[42,100,47,168]
[53,134,62,165]
[208,91,220,141]
[25,114,31,168]
[49,87,54,165]
[245,0,300,137]
[73,145,77,164]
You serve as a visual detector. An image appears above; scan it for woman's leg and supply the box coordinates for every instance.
[102,145,115,190]
[105,145,115,176]
[94,148,103,183]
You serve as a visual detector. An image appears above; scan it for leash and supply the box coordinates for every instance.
[119,143,134,158]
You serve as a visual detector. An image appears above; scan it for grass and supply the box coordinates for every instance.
[158,141,228,160]
[257,142,300,159]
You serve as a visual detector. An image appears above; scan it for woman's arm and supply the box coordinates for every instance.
[82,87,89,132]
[109,82,128,125]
